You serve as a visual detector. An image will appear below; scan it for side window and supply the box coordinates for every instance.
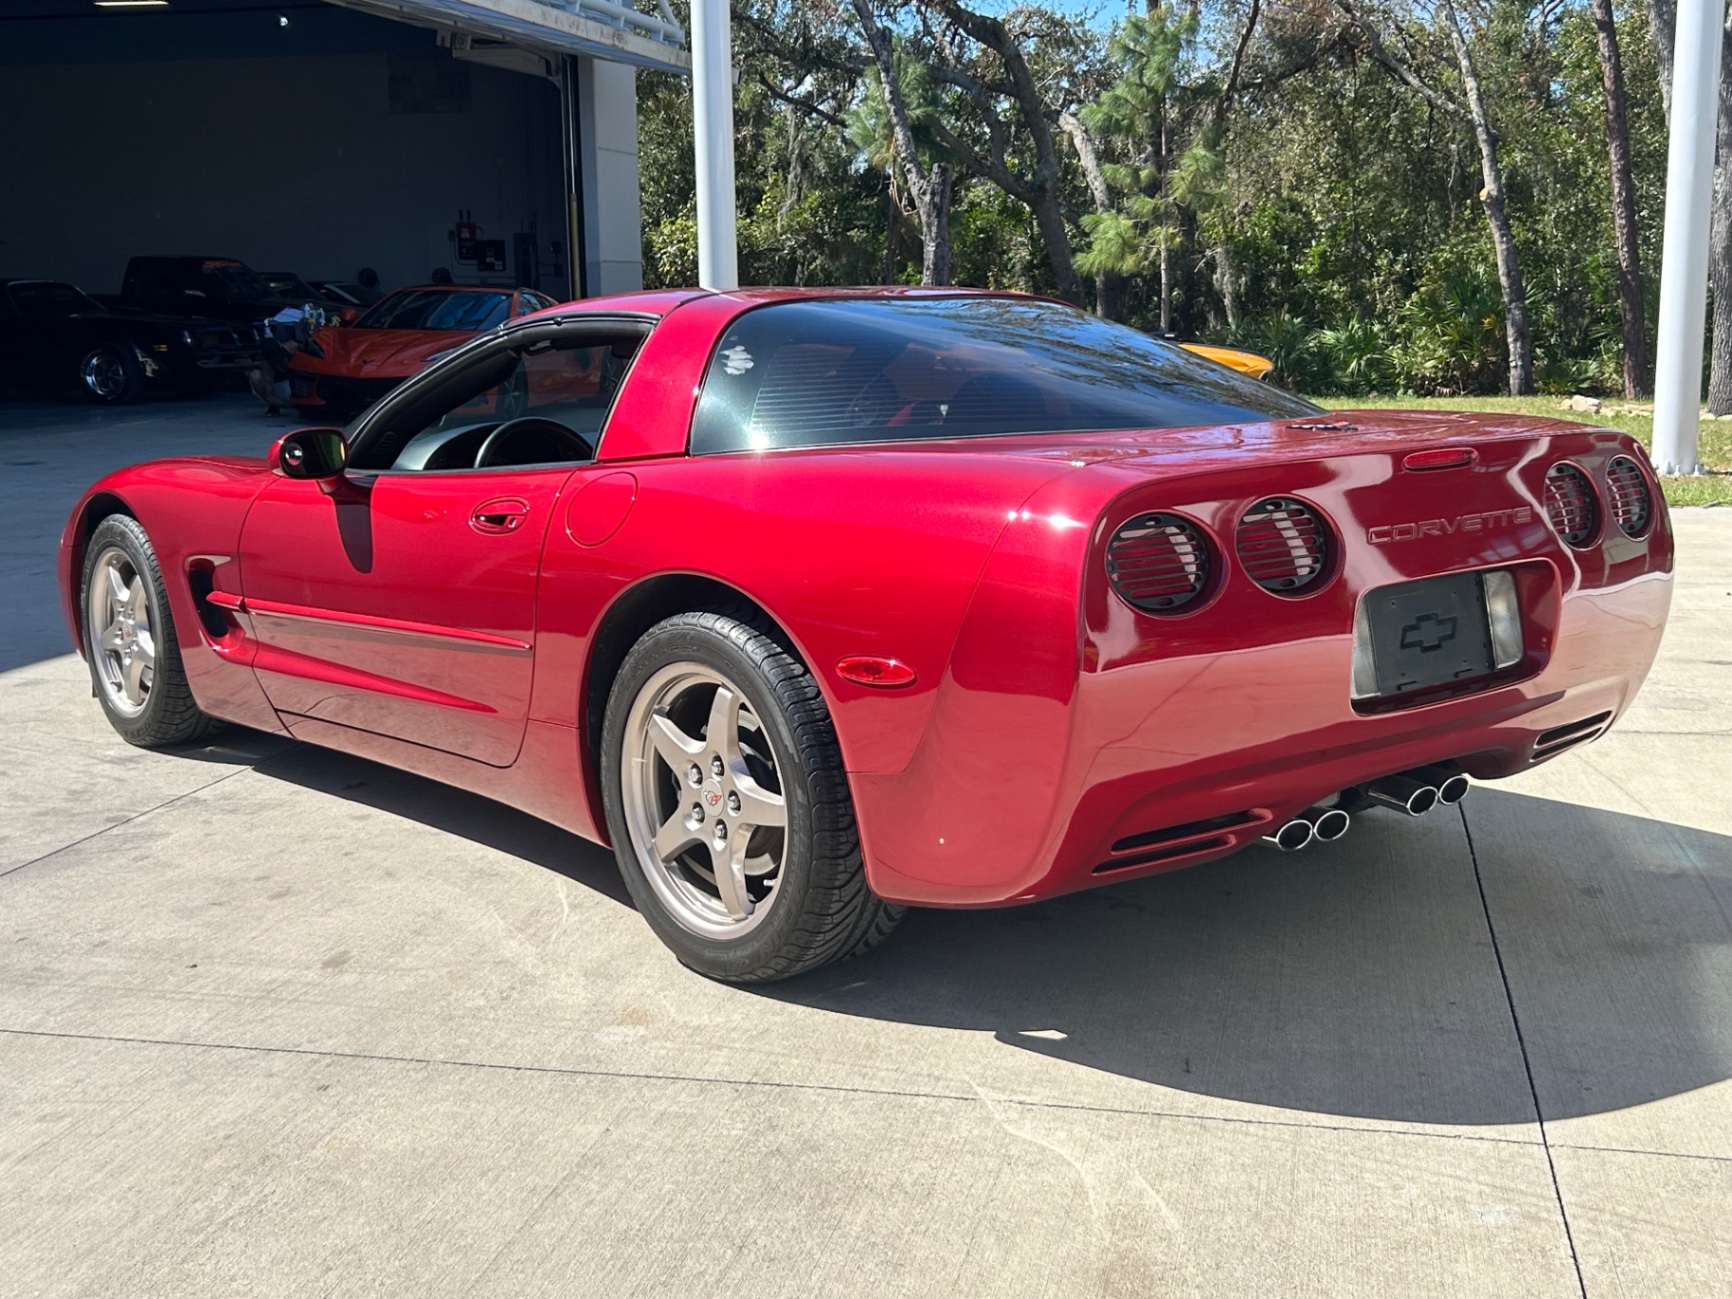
[135,263,174,301]
[350,328,648,472]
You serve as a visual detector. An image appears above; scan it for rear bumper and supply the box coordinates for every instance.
[854,565,1668,907]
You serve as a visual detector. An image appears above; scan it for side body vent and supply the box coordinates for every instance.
[1107,513,1211,613]
[1544,462,1600,547]
[1605,456,1653,538]
[1236,497,1331,594]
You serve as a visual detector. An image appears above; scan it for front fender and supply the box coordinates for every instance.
[59,457,282,731]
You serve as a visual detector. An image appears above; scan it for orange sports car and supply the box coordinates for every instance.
[289,284,559,418]
[1179,342,1276,380]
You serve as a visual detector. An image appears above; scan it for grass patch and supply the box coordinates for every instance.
[1312,394,1732,508]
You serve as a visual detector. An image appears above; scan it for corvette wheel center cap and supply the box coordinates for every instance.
[702,781,724,811]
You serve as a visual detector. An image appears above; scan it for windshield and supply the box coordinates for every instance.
[690,297,1320,454]
[8,282,105,317]
[199,261,276,300]
[262,273,318,299]
[357,289,512,332]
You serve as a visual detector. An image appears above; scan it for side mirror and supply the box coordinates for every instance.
[270,428,348,479]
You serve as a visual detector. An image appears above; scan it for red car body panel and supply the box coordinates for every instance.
[59,288,1674,906]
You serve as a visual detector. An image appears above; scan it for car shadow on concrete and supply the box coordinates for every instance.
[759,787,1732,1128]
[238,735,634,907]
[205,733,1730,1129]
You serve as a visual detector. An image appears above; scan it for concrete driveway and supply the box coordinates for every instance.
[2,396,1728,1298]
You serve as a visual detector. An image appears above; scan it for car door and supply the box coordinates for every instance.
[238,325,642,766]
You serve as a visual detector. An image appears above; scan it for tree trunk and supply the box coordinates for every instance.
[1029,191,1081,306]
[883,180,900,284]
[1591,0,1652,397]
[1650,0,1676,123]
[1441,0,1534,394]
[1159,235,1171,333]
[1058,110,1125,319]
[1707,16,1732,412]
[1216,238,1240,331]
[917,163,954,287]
[850,0,952,285]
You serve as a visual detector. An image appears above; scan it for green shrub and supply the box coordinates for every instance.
[1235,311,1323,392]
[1316,317,1395,396]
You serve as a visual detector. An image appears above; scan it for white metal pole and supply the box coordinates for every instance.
[1652,0,1725,474]
[690,0,739,291]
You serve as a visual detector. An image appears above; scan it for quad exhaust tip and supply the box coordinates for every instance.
[1366,775,1440,817]
[1262,817,1316,852]
[1412,765,1471,805]
[1305,806,1352,842]
[1263,804,1354,852]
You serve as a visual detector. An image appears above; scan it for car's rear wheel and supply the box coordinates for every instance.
[81,515,223,747]
[78,345,143,404]
[601,611,904,982]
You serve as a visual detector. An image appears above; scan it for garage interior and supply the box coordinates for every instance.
[0,0,689,303]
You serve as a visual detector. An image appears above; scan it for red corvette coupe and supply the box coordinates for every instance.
[287,283,559,418]
[59,288,1672,982]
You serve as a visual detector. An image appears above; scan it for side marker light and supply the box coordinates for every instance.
[836,656,918,689]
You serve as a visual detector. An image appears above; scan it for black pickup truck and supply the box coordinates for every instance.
[101,255,298,328]
[0,279,259,404]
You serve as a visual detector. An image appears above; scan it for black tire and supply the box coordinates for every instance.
[77,344,144,404]
[600,611,905,983]
[80,514,224,748]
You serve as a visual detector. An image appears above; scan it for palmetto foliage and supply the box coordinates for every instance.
[1317,317,1397,396]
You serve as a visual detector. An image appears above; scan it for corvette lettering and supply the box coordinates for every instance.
[1368,506,1532,545]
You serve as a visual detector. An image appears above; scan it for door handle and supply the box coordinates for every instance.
[470,497,530,535]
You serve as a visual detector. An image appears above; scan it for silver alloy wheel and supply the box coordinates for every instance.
[81,348,126,400]
[621,662,789,939]
[87,546,155,718]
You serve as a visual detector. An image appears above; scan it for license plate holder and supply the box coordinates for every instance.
[1364,572,1496,698]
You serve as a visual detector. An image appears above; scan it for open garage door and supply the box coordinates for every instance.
[0,0,685,307]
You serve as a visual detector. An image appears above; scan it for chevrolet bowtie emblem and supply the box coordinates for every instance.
[1401,612,1458,653]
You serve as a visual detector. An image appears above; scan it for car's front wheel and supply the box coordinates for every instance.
[601,612,904,982]
[81,515,223,747]
[78,344,143,404]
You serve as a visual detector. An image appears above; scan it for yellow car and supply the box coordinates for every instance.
[1180,342,1275,380]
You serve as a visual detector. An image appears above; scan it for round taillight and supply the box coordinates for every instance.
[1605,455,1653,538]
[1543,462,1600,547]
[1107,513,1211,613]
[1236,497,1332,594]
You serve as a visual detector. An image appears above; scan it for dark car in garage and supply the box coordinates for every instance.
[0,279,259,404]
[102,256,296,331]
[259,271,359,324]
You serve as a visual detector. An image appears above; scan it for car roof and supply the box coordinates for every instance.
[514,285,1047,329]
